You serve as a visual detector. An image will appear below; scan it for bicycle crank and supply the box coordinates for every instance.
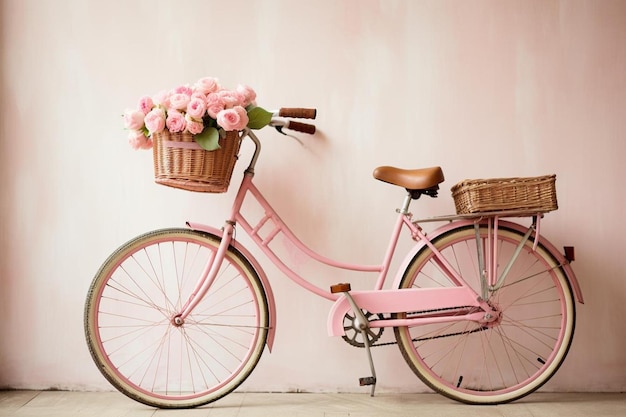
[330,282,377,396]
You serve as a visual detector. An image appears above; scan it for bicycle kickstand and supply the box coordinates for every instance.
[330,283,377,396]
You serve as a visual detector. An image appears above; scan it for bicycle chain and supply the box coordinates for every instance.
[343,306,484,348]
[371,325,489,348]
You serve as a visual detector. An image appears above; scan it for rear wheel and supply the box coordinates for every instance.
[84,228,269,408]
[394,223,575,404]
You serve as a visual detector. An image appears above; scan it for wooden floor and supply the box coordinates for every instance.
[1,391,625,416]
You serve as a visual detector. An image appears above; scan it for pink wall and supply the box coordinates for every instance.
[1,0,625,392]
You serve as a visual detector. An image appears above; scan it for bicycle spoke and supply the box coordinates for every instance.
[395,224,575,404]
[85,229,268,408]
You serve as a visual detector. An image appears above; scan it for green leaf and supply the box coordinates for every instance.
[194,127,221,151]
[246,106,273,129]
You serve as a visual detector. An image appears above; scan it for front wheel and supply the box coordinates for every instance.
[84,228,269,408]
[394,223,576,404]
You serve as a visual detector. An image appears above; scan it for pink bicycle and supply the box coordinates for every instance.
[84,109,584,408]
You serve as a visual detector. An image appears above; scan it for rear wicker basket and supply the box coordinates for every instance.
[451,175,558,215]
[152,130,241,193]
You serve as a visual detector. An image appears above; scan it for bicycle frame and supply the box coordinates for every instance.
[179,129,583,342]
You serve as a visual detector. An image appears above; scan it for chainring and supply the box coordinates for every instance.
[341,310,385,348]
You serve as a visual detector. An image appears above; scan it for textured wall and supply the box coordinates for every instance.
[0,0,625,393]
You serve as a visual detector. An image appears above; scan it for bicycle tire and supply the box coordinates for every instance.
[394,223,576,404]
[84,228,269,408]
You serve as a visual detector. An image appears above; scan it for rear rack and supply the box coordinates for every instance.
[413,210,547,224]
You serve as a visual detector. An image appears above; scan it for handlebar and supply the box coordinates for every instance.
[244,107,317,173]
[269,107,317,135]
[277,108,317,119]
[284,120,316,134]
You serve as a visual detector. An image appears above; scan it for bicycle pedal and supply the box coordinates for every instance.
[359,376,376,386]
[330,282,351,293]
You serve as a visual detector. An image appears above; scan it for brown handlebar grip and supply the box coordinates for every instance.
[279,108,317,119]
[287,121,316,134]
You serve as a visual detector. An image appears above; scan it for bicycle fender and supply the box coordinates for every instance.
[186,222,278,351]
[392,219,584,304]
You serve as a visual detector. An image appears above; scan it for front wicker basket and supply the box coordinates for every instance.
[152,130,241,193]
[451,175,558,215]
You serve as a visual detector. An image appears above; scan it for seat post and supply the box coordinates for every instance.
[399,193,412,214]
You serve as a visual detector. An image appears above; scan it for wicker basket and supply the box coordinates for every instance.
[451,175,558,215]
[152,130,241,193]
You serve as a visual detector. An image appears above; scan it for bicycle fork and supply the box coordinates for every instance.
[174,221,237,325]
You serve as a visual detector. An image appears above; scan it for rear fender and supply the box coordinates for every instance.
[392,219,584,304]
[186,222,277,351]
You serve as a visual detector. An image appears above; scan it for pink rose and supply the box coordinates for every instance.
[144,108,166,134]
[217,106,248,131]
[191,92,207,103]
[128,130,152,150]
[194,77,220,95]
[216,90,244,108]
[137,96,154,115]
[186,97,206,120]
[166,110,186,133]
[185,115,204,135]
[169,93,190,111]
[123,109,145,130]
[152,90,171,107]
[206,93,225,118]
[236,84,257,107]
[174,85,193,96]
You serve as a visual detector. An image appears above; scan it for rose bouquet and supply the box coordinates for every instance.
[123,77,272,151]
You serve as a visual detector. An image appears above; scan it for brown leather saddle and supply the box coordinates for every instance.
[373,166,445,199]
